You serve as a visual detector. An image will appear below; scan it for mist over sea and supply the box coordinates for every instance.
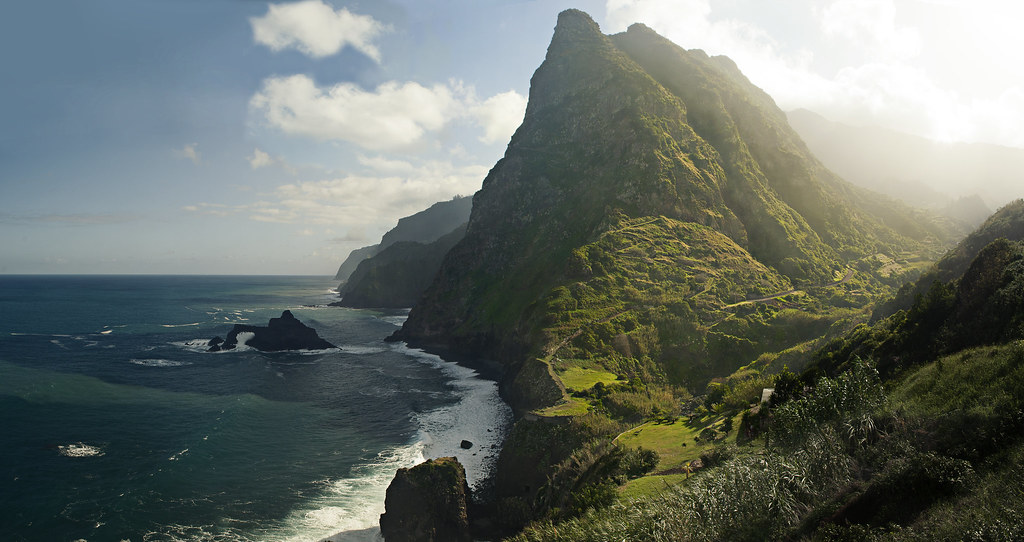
[0,275,511,541]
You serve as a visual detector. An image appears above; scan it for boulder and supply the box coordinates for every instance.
[460,440,473,450]
[208,310,335,352]
[379,457,472,542]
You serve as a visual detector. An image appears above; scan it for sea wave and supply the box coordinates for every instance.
[394,344,512,489]
[289,343,511,541]
[176,339,217,353]
[339,345,388,355]
[175,335,255,354]
[58,442,105,458]
[273,445,424,542]
[130,358,192,368]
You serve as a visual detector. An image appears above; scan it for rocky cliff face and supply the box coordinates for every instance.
[334,244,379,282]
[336,224,466,308]
[379,457,472,542]
[334,197,473,283]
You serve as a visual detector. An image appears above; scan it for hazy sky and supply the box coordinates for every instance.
[2,0,1021,275]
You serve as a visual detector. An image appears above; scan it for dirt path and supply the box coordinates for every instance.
[545,307,633,358]
[722,268,854,309]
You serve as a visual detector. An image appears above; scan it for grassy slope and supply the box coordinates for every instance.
[511,343,1024,541]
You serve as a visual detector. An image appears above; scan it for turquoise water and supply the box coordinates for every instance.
[0,276,510,541]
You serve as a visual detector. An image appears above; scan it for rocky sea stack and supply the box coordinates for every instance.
[207,310,334,352]
[379,457,472,542]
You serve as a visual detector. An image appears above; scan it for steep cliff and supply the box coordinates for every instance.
[337,224,467,308]
[333,196,473,283]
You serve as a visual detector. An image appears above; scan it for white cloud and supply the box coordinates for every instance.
[604,0,1024,148]
[357,154,416,174]
[250,75,525,150]
[184,159,486,231]
[250,0,386,61]
[250,75,459,151]
[471,90,527,144]
[248,160,488,226]
[182,202,234,217]
[249,148,274,169]
[177,143,201,164]
[818,0,921,61]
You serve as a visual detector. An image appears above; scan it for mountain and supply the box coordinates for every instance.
[334,245,379,281]
[384,10,966,530]
[333,196,473,282]
[395,10,951,385]
[871,199,1024,322]
[336,224,467,308]
[787,108,1022,219]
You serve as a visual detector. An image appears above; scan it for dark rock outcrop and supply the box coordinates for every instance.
[379,457,472,542]
[208,310,334,352]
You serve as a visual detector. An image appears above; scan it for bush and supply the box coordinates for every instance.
[620,447,659,478]
[570,481,618,514]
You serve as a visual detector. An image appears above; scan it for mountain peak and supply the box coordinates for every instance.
[545,9,606,60]
[554,8,600,34]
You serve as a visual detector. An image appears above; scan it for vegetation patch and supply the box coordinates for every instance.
[556,365,625,392]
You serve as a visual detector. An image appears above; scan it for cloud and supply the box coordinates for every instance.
[183,159,486,235]
[818,0,921,61]
[250,75,459,151]
[471,90,528,144]
[248,159,487,226]
[604,0,1024,148]
[250,76,525,150]
[356,154,416,174]
[328,228,372,244]
[182,202,236,217]
[177,143,201,165]
[249,148,274,169]
[250,0,387,61]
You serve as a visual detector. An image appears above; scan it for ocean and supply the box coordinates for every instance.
[0,275,511,541]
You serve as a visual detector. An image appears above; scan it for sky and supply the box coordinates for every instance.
[1,0,1022,275]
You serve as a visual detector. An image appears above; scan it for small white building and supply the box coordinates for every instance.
[760,388,775,403]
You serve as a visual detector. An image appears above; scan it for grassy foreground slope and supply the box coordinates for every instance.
[513,343,1024,541]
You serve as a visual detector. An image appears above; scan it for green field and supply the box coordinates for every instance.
[556,365,624,391]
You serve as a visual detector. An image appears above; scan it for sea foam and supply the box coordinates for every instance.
[58,442,105,458]
[397,344,513,490]
[130,358,191,368]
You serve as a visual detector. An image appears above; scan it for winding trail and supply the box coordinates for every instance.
[722,268,853,309]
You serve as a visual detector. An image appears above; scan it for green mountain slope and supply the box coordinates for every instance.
[515,209,1024,541]
[872,199,1024,322]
